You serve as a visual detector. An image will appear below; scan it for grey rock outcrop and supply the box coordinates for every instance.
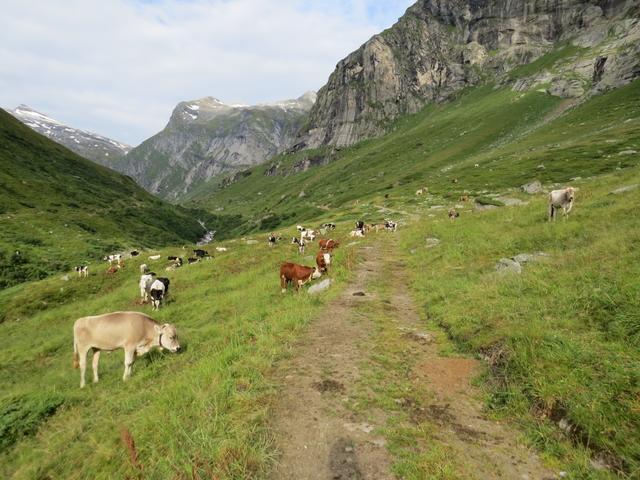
[294,0,640,150]
[522,181,543,194]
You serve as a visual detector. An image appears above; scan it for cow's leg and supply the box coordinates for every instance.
[78,346,90,388]
[92,349,101,383]
[123,348,135,381]
[281,275,287,294]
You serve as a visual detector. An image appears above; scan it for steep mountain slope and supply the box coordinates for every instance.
[0,108,237,289]
[8,105,131,165]
[294,0,640,150]
[121,92,316,201]
[188,69,640,233]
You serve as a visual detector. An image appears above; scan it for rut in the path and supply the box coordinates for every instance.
[268,239,556,480]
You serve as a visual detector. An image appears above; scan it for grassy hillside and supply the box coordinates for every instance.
[400,167,640,478]
[186,75,640,234]
[0,109,241,289]
[2,166,639,478]
[0,232,356,478]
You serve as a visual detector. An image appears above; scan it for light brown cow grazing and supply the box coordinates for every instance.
[449,208,460,221]
[319,239,339,252]
[73,311,180,388]
[316,251,331,273]
[280,262,321,293]
[548,187,576,221]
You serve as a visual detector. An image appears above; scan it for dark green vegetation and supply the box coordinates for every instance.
[0,234,355,478]
[403,168,640,478]
[0,109,240,289]
[188,78,640,235]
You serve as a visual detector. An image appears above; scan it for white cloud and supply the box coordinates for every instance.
[0,0,414,145]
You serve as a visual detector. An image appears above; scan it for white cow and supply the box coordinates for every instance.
[548,187,576,221]
[104,254,123,266]
[72,311,180,388]
[139,274,155,302]
[350,229,365,238]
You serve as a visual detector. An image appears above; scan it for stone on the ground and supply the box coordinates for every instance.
[513,252,549,264]
[352,291,366,297]
[496,258,522,274]
[497,197,528,206]
[245,239,258,245]
[521,180,543,194]
[618,150,637,156]
[610,184,638,195]
[426,238,441,248]
[61,275,70,282]
[308,279,332,295]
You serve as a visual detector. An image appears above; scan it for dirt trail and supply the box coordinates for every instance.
[269,244,393,480]
[269,239,555,479]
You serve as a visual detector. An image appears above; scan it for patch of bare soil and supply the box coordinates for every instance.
[268,245,394,480]
[385,251,557,480]
[269,238,556,479]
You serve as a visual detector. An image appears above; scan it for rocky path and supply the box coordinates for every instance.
[268,238,556,479]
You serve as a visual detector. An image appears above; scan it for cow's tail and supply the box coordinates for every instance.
[72,339,79,369]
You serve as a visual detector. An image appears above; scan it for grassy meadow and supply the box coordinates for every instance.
[401,167,640,478]
[0,229,358,479]
[187,78,640,235]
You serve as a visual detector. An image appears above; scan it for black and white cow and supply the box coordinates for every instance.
[385,220,398,232]
[268,233,282,246]
[292,237,306,254]
[193,249,209,258]
[75,266,89,278]
[150,277,170,310]
[321,223,336,230]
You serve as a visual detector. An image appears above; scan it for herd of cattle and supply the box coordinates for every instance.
[71,219,398,387]
[70,186,577,388]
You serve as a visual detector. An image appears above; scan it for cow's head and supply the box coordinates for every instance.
[566,187,576,201]
[312,267,322,279]
[156,323,181,352]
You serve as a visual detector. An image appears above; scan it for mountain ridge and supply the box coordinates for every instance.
[120,92,317,201]
[8,104,131,165]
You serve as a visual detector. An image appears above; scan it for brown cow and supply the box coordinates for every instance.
[316,251,331,273]
[449,208,460,221]
[73,311,181,388]
[280,262,321,293]
[319,239,340,252]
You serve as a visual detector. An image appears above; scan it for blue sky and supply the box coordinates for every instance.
[0,0,414,145]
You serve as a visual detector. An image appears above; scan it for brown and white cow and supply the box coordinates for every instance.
[280,262,321,293]
[449,208,460,221]
[548,187,576,221]
[72,311,181,388]
[316,251,331,273]
[319,239,340,252]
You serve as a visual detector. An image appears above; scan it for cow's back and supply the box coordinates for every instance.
[74,312,155,350]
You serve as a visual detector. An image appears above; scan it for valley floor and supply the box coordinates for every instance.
[268,237,555,479]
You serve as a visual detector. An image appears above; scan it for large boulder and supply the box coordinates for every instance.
[521,180,543,194]
[308,279,333,295]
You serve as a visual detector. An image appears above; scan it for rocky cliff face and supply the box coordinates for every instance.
[8,105,131,164]
[122,92,316,201]
[294,0,640,150]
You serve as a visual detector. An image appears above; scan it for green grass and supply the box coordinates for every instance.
[186,78,640,237]
[400,167,640,478]
[0,225,358,478]
[0,109,242,289]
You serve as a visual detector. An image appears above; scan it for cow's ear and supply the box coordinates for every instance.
[154,324,162,333]
[163,323,170,328]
